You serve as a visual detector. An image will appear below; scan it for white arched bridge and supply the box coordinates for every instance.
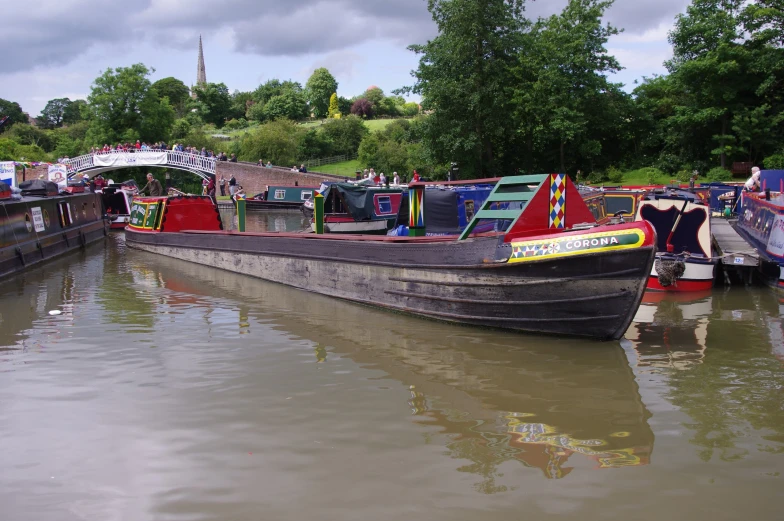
[65,150,216,181]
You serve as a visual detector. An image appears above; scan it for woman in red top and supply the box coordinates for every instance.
[412,170,420,183]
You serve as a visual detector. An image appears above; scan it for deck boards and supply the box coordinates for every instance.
[711,217,759,267]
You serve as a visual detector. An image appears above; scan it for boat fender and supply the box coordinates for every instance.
[655,258,686,287]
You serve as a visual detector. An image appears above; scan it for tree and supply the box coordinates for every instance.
[306,68,338,118]
[193,82,233,127]
[63,100,87,125]
[0,98,27,130]
[85,63,175,145]
[238,119,302,165]
[402,0,528,178]
[263,91,308,121]
[231,90,254,120]
[37,98,72,129]
[327,93,340,118]
[4,124,53,151]
[337,96,352,116]
[350,98,374,118]
[152,77,191,117]
[364,87,385,109]
[319,115,368,156]
[515,0,624,173]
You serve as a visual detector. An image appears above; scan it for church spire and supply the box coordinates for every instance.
[196,35,207,87]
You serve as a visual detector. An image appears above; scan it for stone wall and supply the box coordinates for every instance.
[214,162,348,195]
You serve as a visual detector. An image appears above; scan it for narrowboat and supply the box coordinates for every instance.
[635,190,716,292]
[99,181,136,230]
[309,183,405,234]
[247,184,319,210]
[124,174,657,340]
[734,169,784,290]
[0,179,109,278]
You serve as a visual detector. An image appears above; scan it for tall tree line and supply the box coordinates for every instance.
[403,0,784,179]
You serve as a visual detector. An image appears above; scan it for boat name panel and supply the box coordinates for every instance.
[31,207,46,232]
[767,214,784,257]
[508,228,645,263]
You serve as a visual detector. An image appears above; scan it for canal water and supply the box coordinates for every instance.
[1,212,782,521]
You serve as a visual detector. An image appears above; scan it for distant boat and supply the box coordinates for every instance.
[246,184,320,210]
[98,181,136,230]
[124,174,657,340]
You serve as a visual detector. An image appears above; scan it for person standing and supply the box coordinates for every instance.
[229,174,237,196]
[393,172,400,185]
[745,167,761,192]
[219,175,227,196]
[139,173,163,196]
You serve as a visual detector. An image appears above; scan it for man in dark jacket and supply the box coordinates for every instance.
[140,173,163,196]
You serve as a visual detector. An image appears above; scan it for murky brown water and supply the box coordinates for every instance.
[1,220,783,521]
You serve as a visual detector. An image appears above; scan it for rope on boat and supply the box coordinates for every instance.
[655,258,686,287]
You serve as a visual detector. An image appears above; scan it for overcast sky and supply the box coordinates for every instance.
[0,0,691,116]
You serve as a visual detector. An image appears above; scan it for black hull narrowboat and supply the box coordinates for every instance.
[0,181,109,278]
[124,174,657,340]
[126,227,655,340]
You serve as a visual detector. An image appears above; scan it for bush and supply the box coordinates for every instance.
[706,166,732,182]
[606,166,624,184]
[675,169,692,182]
[655,152,680,174]
[764,152,784,170]
[222,118,248,131]
[586,170,608,184]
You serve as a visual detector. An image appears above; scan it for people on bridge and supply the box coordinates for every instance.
[299,164,307,173]
[139,173,163,197]
[230,154,237,163]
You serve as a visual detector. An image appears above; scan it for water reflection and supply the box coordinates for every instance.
[626,290,784,463]
[145,254,655,488]
[1,232,784,519]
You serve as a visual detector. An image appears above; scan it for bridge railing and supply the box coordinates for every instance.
[66,154,94,174]
[167,150,216,174]
[65,150,216,176]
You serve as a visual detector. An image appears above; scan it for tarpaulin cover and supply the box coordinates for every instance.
[333,183,402,221]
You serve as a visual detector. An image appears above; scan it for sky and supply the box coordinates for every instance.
[0,0,691,117]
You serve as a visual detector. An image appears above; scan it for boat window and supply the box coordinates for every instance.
[274,189,286,200]
[377,195,392,214]
[58,202,73,227]
[301,190,313,201]
[606,196,635,216]
[465,200,475,221]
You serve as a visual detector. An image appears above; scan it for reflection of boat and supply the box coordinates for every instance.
[735,170,784,290]
[125,174,658,340]
[246,184,319,210]
[145,252,655,481]
[626,293,713,369]
[0,179,108,278]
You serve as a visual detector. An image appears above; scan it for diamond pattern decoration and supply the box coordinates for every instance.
[549,173,566,229]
